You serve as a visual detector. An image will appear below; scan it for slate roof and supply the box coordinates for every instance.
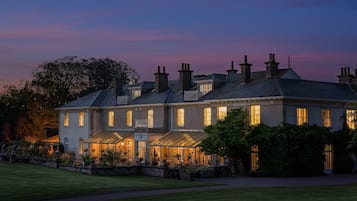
[278,79,357,101]
[57,68,357,109]
[57,89,110,109]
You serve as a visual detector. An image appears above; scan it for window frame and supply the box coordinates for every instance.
[108,111,115,127]
[203,107,212,126]
[296,107,308,126]
[64,112,70,127]
[148,109,154,128]
[250,105,261,126]
[217,106,227,121]
[177,108,185,127]
[126,110,133,127]
[321,109,331,128]
[199,83,212,95]
[78,112,85,127]
[346,109,356,129]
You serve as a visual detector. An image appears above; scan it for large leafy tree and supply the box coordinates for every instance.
[1,56,139,142]
[200,108,251,174]
[32,56,139,107]
[0,83,32,141]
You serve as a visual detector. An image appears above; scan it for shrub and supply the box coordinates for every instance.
[249,124,331,176]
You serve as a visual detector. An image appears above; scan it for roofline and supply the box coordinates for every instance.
[56,107,94,111]
[56,95,357,110]
[283,96,357,103]
[203,96,285,103]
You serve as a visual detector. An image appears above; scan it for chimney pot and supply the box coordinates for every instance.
[341,67,344,75]
[244,55,247,63]
[348,67,351,75]
[163,66,166,73]
[157,65,161,73]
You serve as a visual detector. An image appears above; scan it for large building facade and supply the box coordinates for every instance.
[57,54,357,168]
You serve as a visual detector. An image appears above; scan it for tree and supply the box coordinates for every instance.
[0,56,139,142]
[200,108,251,174]
[28,56,139,139]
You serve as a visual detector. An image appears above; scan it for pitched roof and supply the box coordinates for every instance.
[58,68,357,109]
[278,79,357,101]
[57,89,110,109]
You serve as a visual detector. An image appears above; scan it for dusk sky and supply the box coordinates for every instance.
[1,0,356,89]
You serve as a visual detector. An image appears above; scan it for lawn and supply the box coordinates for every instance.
[0,162,211,201]
[119,185,357,201]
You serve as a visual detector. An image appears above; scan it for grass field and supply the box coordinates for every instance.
[0,162,211,201]
[119,185,357,201]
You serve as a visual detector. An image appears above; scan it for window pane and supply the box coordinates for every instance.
[322,109,331,127]
[132,89,141,98]
[64,112,69,127]
[177,108,184,127]
[346,109,356,129]
[296,108,308,125]
[217,106,227,120]
[250,105,261,126]
[79,112,85,127]
[203,107,211,126]
[199,83,212,95]
[148,109,154,128]
[324,144,333,170]
[126,110,132,127]
[108,111,114,127]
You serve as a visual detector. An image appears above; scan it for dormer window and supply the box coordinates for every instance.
[199,83,212,95]
[132,89,141,99]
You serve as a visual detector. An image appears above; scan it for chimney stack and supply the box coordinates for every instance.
[265,53,279,78]
[239,55,252,84]
[338,66,354,84]
[154,65,169,93]
[113,75,123,97]
[179,63,193,91]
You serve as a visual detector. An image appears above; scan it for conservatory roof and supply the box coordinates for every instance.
[84,131,132,144]
[151,131,207,148]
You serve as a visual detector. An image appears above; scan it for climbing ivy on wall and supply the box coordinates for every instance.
[248,124,332,176]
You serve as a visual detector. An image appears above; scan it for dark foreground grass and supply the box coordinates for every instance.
[0,162,211,201]
[118,185,357,201]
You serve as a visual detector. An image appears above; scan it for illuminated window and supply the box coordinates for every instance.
[177,108,185,127]
[108,111,114,127]
[199,83,212,95]
[64,112,69,127]
[137,141,147,162]
[250,105,261,126]
[321,109,331,127]
[126,110,132,127]
[217,106,227,120]
[132,89,141,99]
[78,112,85,127]
[324,144,333,170]
[346,109,356,129]
[251,145,259,172]
[203,107,212,126]
[148,109,154,128]
[296,107,308,125]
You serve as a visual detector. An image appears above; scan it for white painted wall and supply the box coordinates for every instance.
[59,110,90,158]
